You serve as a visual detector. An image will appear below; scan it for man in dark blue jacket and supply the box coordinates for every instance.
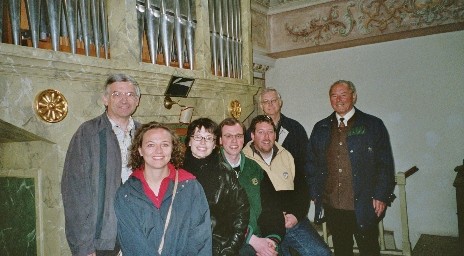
[307,80,396,256]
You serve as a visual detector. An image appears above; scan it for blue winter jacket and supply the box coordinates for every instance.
[306,108,396,230]
[114,165,212,255]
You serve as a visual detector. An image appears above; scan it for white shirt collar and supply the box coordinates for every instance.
[227,154,241,168]
[108,115,135,133]
[336,108,355,126]
[262,148,274,165]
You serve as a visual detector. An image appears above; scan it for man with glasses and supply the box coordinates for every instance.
[246,88,309,189]
[183,118,249,255]
[246,88,311,225]
[62,74,141,256]
[243,115,331,256]
[218,117,285,256]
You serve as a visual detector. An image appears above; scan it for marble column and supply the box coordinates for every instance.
[107,0,140,66]
[194,0,212,77]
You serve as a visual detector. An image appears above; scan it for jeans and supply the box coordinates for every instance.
[280,218,332,256]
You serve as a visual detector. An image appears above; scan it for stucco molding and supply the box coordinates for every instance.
[252,50,275,78]
[267,0,464,57]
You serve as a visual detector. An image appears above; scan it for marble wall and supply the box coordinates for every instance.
[0,0,259,254]
[0,176,37,255]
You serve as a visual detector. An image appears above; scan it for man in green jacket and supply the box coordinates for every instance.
[217,117,285,256]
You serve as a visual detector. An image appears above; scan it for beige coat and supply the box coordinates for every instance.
[243,141,295,191]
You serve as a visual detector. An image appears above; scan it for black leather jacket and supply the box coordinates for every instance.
[183,150,250,255]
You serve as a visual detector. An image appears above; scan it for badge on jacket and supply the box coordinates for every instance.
[283,172,289,179]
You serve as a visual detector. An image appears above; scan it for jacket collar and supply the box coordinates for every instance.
[219,148,246,173]
[328,107,363,125]
[245,140,285,163]
[131,163,194,183]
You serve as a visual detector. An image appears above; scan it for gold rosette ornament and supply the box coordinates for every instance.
[35,89,68,123]
[229,100,241,119]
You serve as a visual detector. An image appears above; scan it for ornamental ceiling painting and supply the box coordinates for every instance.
[251,0,464,58]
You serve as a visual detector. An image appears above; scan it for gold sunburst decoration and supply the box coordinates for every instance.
[35,89,68,123]
[229,100,241,119]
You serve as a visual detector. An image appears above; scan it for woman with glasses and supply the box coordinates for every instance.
[183,118,250,255]
[114,122,212,255]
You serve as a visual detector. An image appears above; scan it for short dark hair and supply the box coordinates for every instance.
[217,117,246,137]
[185,118,218,147]
[128,122,185,169]
[249,115,276,134]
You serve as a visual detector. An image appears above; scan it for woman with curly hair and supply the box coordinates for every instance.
[114,121,212,255]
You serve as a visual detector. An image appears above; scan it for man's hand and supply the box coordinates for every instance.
[284,213,298,229]
[373,199,386,217]
[249,235,278,256]
[87,253,96,256]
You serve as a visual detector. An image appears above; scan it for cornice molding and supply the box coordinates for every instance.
[253,50,275,77]
[267,0,332,14]
[269,22,464,58]
[252,0,333,15]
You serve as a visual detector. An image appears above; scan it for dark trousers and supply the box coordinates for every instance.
[96,241,121,256]
[326,207,380,256]
[239,243,256,256]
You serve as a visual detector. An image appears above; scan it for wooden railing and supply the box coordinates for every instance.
[392,166,419,255]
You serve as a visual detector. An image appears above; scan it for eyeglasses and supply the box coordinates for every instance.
[111,91,138,99]
[261,99,279,105]
[191,135,215,142]
[222,134,244,140]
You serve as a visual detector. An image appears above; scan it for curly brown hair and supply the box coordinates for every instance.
[128,122,185,169]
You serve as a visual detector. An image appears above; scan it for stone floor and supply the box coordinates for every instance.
[348,234,460,256]
[411,234,460,256]
[312,222,461,256]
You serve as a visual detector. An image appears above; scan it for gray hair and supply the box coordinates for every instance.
[104,74,141,96]
[259,87,282,103]
[330,80,357,95]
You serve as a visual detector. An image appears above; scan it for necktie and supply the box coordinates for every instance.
[339,117,345,128]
